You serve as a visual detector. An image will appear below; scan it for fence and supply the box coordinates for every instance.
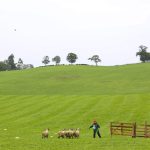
[110,122,136,137]
[110,121,150,138]
[136,122,150,138]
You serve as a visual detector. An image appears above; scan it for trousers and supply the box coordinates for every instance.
[93,130,101,138]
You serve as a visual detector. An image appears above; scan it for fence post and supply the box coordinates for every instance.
[132,122,136,138]
[110,122,112,137]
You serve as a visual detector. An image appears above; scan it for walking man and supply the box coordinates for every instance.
[89,120,101,138]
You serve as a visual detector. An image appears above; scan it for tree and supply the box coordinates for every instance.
[88,55,101,66]
[136,45,150,62]
[16,58,23,70]
[7,54,16,70]
[18,58,23,64]
[42,56,50,66]
[66,53,78,64]
[0,61,10,71]
[52,56,61,65]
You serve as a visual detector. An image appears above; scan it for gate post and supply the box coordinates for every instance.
[110,122,112,137]
[132,122,136,138]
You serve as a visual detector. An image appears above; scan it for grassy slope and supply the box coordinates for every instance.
[0,63,150,150]
[0,63,150,95]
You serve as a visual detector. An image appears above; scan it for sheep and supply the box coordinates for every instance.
[42,128,49,139]
[73,128,80,138]
[58,128,80,139]
[65,129,74,138]
[69,129,74,138]
[57,129,66,138]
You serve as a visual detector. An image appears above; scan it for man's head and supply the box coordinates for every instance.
[93,120,97,124]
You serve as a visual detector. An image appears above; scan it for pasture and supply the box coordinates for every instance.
[0,64,150,149]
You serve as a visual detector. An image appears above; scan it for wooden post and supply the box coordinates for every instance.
[110,122,112,137]
[135,122,136,138]
[132,122,136,138]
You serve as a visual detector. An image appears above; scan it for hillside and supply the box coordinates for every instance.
[0,63,150,95]
[0,63,150,150]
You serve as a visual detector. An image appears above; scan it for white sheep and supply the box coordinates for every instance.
[74,128,80,138]
[58,129,66,138]
[42,128,49,139]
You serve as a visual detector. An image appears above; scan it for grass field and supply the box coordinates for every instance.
[0,63,150,150]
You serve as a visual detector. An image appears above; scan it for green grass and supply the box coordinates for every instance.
[0,63,150,149]
[0,63,150,95]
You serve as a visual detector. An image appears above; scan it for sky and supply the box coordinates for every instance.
[0,0,150,66]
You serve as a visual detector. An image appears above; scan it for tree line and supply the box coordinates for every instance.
[0,54,17,71]
[42,53,101,66]
[0,53,101,71]
[0,54,33,71]
[0,45,149,71]
[42,45,150,66]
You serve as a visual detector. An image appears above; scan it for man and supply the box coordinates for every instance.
[89,120,101,138]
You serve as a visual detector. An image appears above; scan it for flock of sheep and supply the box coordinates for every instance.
[42,128,80,139]
[57,128,80,138]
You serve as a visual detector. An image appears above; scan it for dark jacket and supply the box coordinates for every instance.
[89,123,100,131]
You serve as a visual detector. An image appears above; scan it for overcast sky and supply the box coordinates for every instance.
[1,0,150,66]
